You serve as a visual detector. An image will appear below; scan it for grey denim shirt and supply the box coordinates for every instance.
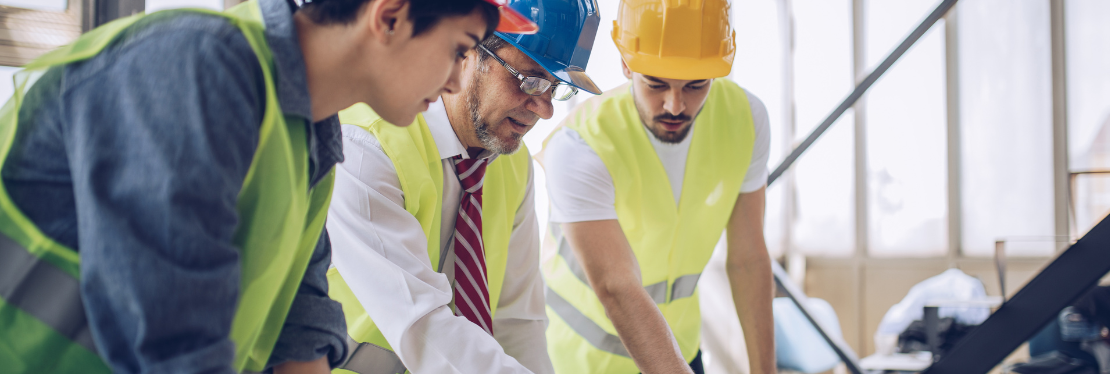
[1,0,347,372]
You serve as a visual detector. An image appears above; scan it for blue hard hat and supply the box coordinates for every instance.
[495,0,602,95]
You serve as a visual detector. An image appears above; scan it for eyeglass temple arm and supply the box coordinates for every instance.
[476,44,525,80]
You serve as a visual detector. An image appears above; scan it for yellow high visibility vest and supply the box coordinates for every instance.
[327,103,532,374]
[542,80,755,374]
[0,2,334,373]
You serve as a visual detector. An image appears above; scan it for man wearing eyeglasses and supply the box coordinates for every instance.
[323,0,601,373]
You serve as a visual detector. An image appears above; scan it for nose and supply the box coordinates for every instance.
[662,88,686,115]
[526,90,555,119]
[443,62,463,95]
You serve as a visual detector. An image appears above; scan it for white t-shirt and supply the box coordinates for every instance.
[544,86,771,223]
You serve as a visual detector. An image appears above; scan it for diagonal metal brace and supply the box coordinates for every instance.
[772,260,864,374]
[768,0,960,186]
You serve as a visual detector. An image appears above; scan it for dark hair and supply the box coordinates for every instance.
[300,0,500,38]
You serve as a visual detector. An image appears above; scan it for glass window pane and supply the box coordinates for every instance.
[958,0,1054,257]
[791,0,854,256]
[1066,0,1110,238]
[146,0,222,12]
[865,0,948,257]
[0,0,66,12]
[730,0,786,257]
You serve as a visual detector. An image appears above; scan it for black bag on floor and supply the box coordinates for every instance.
[897,317,976,357]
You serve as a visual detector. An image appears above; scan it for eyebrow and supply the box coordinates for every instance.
[643,75,708,86]
[467,33,481,46]
[523,69,554,80]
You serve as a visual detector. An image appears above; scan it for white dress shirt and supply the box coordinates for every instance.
[544,86,771,223]
[327,99,552,374]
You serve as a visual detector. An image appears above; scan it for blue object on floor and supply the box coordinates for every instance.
[774,297,845,373]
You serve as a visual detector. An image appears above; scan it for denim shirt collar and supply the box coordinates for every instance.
[259,0,311,119]
[259,0,344,180]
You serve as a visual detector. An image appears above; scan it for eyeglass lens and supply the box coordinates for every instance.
[552,84,578,101]
[519,77,578,101]
[519,77,552,96]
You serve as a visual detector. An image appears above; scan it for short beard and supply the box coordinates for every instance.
[632,90,697,144]
[646,120,693,143]
[466,76,523,155]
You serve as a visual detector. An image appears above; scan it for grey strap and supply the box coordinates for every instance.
[670,273,701,301]
[551,223,591,286]
[338,336,407,374]
[545,287,630,357]
[551,222,699,304]
[0,233,98,354]
[644,281,667,304]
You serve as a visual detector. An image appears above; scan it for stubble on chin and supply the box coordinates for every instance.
[466,79,523,155]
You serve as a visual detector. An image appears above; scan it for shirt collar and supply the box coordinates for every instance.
[259,0,313,121]
[423,98,498,161]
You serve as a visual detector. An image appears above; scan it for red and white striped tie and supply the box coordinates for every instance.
[451,156,493,336]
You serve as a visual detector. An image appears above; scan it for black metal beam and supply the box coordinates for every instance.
[922,215,1110,374]
[767,0,959,186]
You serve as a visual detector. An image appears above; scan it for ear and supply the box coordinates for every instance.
[360,0,412,44]
[621,59,632,79]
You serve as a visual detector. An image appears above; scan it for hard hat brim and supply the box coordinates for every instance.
[483,0,539,34]
[495,33,602,95]
[555,69,601,96]
[619,50,735,81]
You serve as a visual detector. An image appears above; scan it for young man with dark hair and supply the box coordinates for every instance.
[0,0,534,373]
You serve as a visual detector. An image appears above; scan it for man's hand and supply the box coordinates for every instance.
[562,220,694,374]
[273,356,331,374]
[725,187,776,374]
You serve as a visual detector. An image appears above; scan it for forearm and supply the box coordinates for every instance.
[597,285,693,374]
[725,249,776,374]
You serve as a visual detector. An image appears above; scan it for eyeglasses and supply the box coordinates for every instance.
[477,44,578,101]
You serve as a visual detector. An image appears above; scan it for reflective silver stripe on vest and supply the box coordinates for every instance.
[545,287,630,357]
[643,281,667,304]
[0,233,98,354]
[338,336,407,374]
[670,273,701,301]
[551,222,697,304]
[551,223,590,285]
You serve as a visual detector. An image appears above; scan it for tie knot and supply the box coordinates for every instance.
[453,157,487,193]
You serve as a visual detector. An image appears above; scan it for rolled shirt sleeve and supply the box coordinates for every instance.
[327,125,535,374]
[266,229,348,370]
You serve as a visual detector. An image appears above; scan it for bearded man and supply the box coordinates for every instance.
[322,0,601,372]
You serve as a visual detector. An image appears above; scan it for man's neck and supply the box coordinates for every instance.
[295,14,360,122]
[442,94,482,150]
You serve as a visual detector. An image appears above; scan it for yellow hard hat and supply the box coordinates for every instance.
[612,0,737,80]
